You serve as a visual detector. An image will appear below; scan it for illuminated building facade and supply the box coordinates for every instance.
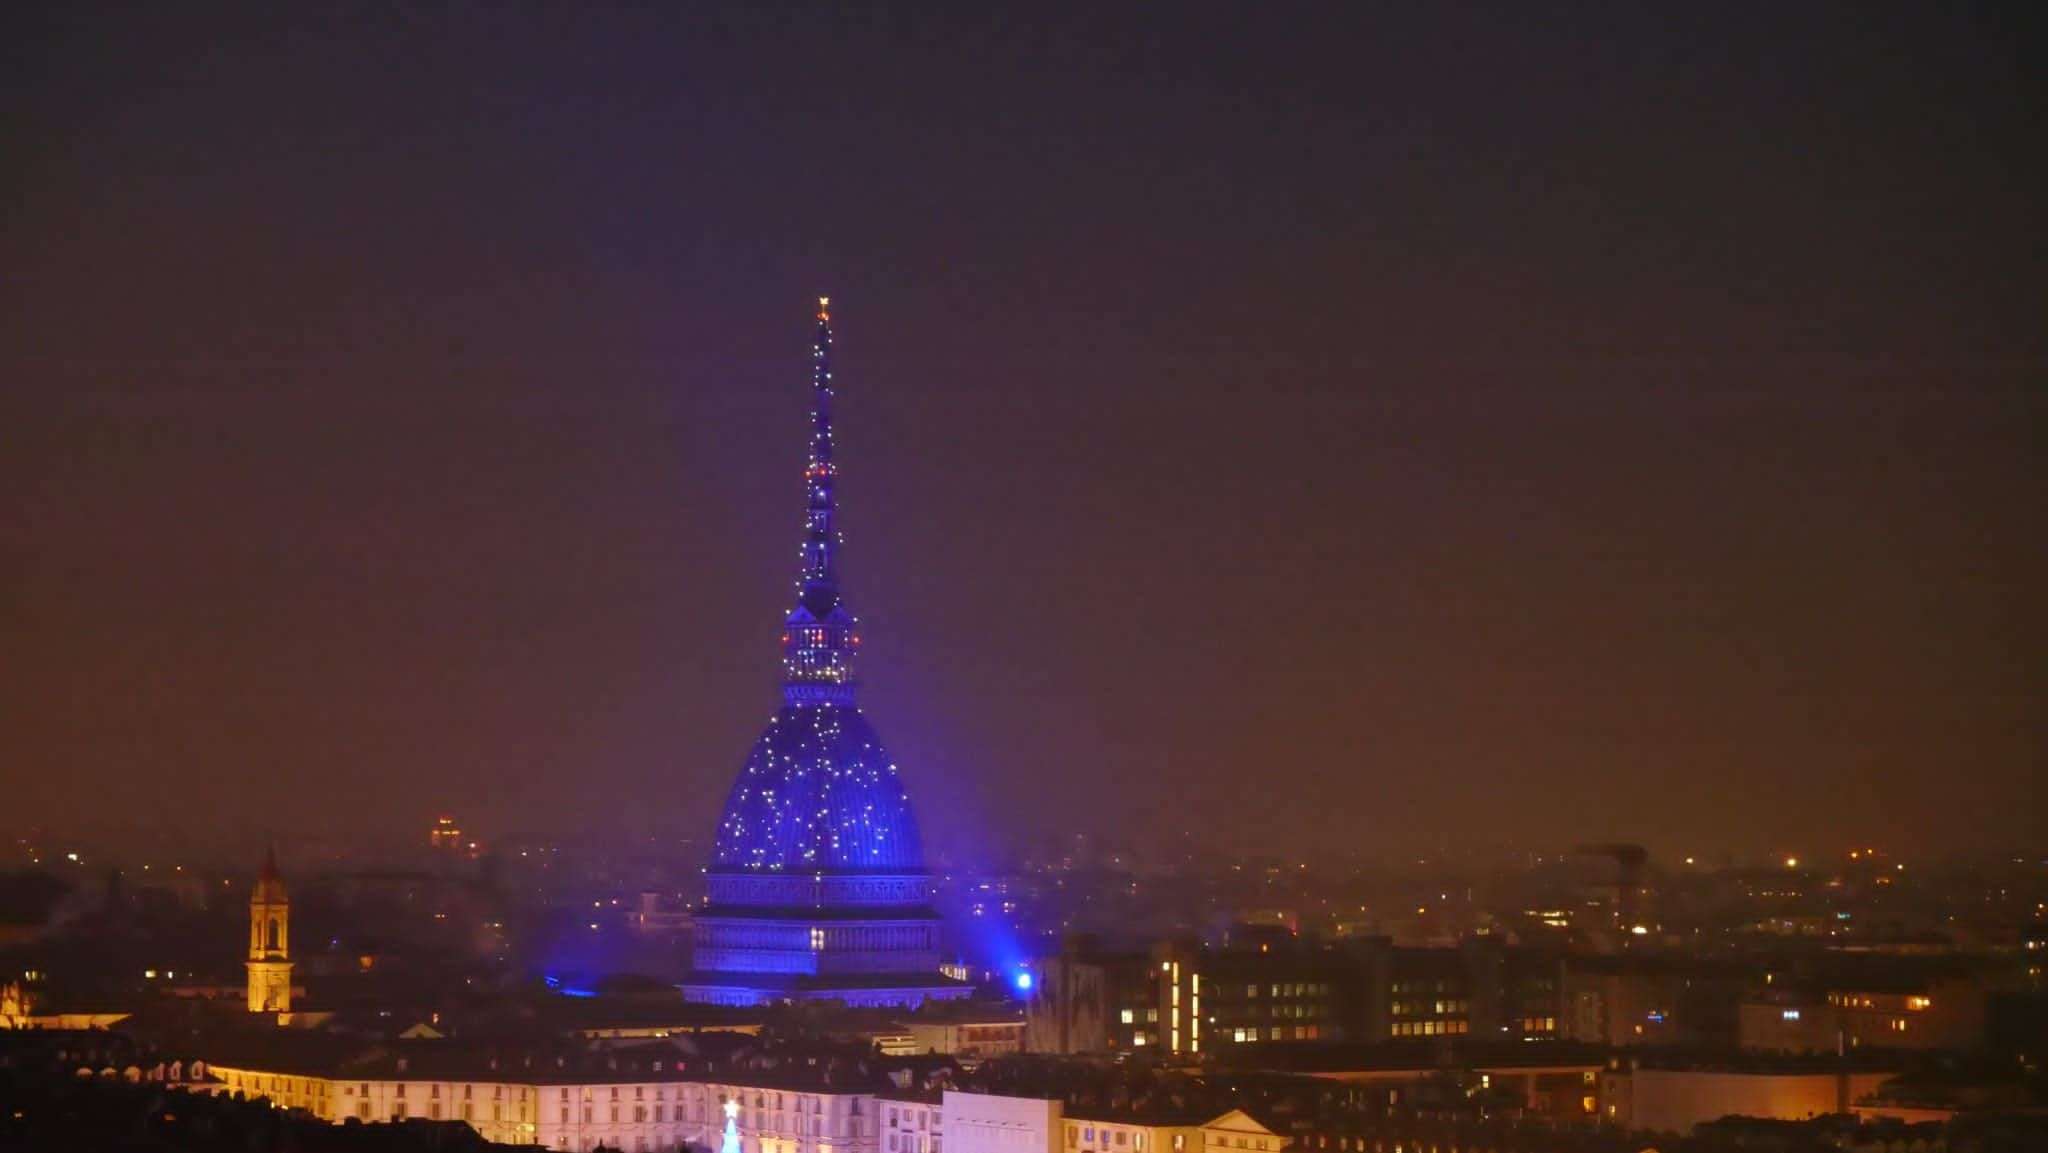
[682,300,963,1008]
[208,1041,886,1152]
[1558,954,1746,1047]
[246,848,292,1014]
[1028,934,1569,1055]
[1739,976,1987,1052]
[430,815,463,851]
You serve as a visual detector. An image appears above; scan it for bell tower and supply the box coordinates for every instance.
[246,846,291,1014]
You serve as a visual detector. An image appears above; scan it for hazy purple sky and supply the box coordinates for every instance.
[3,3,2042,864]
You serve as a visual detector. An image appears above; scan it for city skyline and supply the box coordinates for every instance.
[7,9,2048,1152]
[4,4,2043,864]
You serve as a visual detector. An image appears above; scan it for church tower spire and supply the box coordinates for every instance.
[246,847,291,1015]
[781,296,860,703]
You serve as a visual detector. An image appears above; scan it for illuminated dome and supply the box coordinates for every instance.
[682,300,962,1008]
[711,702,924,872]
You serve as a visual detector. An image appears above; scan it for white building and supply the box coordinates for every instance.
[210,1062,544,1146]
[943,1091,1061,1153]
[210,1042,1284,1153]
[882,1093,943,1153]
[207,1040,816,1153]
[535,1075,700,1152]
[937,1089,1281,1153]
[687,1079,879,1153]
[905,1019,1024,1060]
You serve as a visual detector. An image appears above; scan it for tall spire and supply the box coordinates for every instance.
[254,844,286,902]
[798,296,840,616]
[781,297,860,703]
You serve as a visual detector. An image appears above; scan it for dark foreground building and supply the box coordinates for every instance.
[681,300,965,1008]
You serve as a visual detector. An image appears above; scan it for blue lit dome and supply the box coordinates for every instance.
[683,300,964,1009]
[711,702,925,872]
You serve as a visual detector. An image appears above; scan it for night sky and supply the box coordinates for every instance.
[3,3,2042,864]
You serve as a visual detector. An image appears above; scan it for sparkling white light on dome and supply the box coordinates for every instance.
[712,702,922,871]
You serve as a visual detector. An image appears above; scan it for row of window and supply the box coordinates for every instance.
[555,1085,683,1102]
[1236,1002,1324,1020]
[1388,999,1468,1017]
[354,1082,531,1100]
[558,1105,675,1124]
[725,1090,859,1113]
[362,1101,516,1123]
[731,1113,861,1136]
[1238,982,1331,999]
[1067,1126,1152,1149]
[709,924,931,950]
[551,1131,686,1152]
[1389,1020,1468,1037]
[1066,1128,1274,1152]
[885,1106,935,1129]
[1225,1025,1322,1042]
[1389,980,1457,995]
[244,1074,329,1097]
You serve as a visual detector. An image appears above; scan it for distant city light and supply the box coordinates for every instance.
[1014,971,1033,992]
